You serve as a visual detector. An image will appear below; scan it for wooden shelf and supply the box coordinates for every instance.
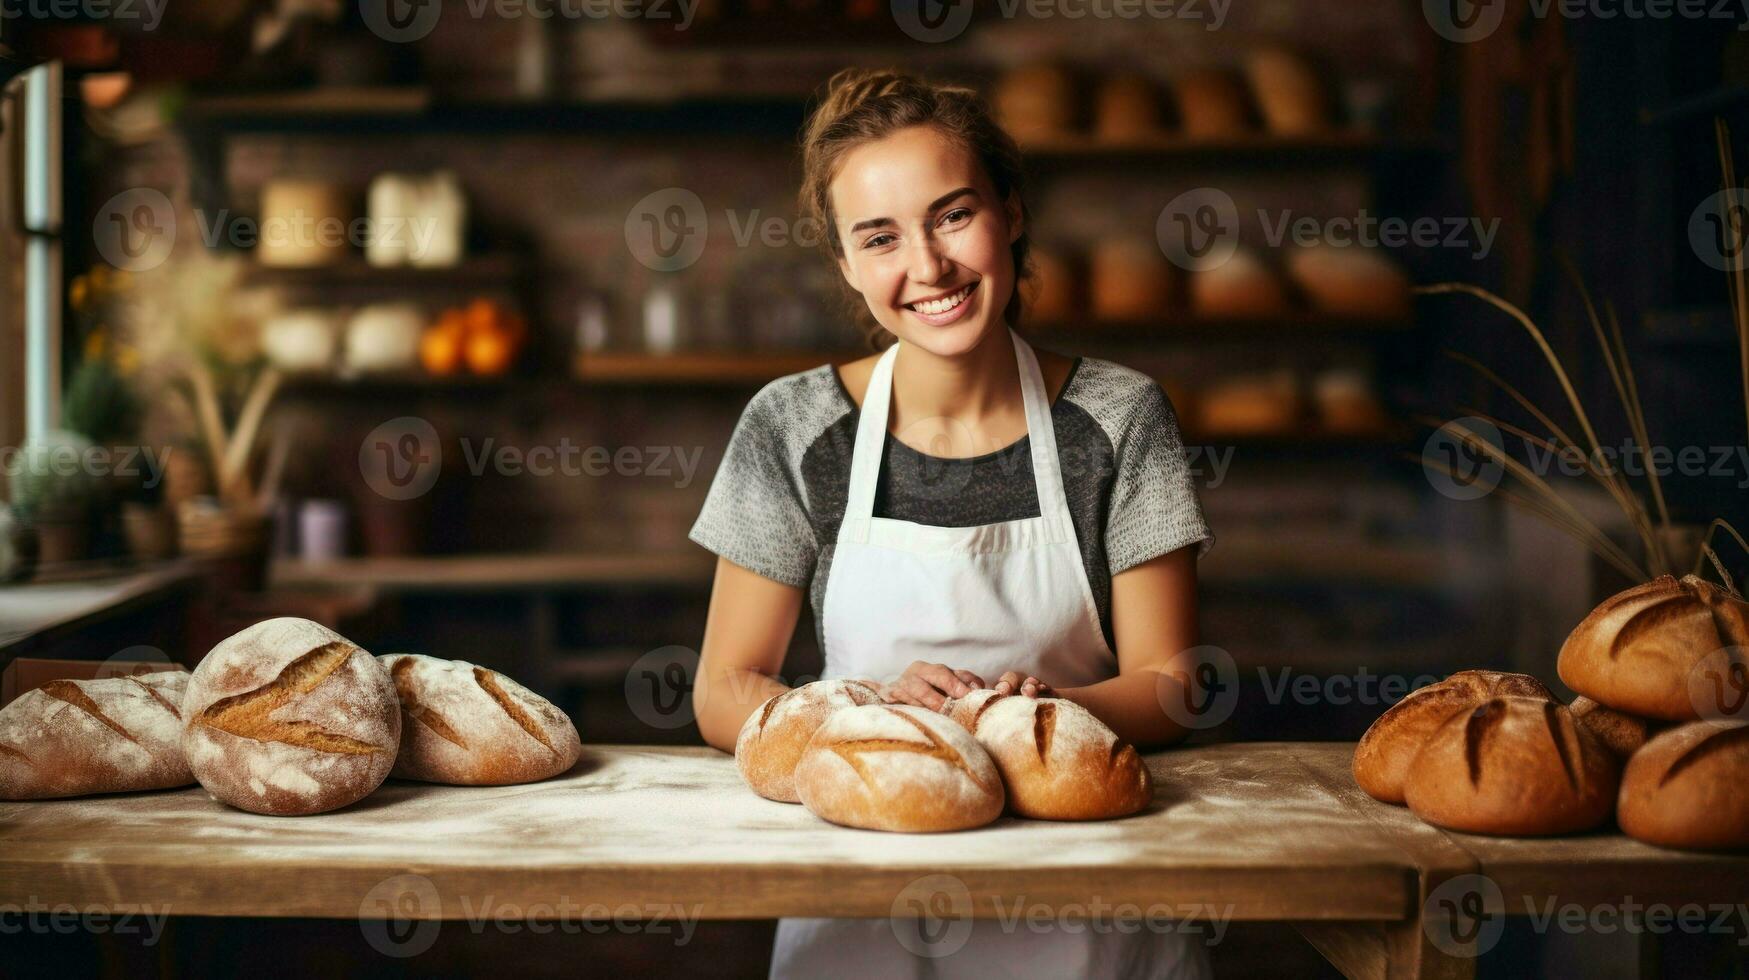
[1033,313,1412,340]
[573,349,853,385]
[1019,130,1446,163]
[271,552,713,592]
[242,253,524,288]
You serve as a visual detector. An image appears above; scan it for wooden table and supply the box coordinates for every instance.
[3,743,1744,979]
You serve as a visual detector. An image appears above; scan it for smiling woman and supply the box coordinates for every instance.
[689,68,1214,980]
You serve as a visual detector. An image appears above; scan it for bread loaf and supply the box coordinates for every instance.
[1286,245,1412,320]
[1570,695,1663,759]
[1558,574,1749,721]
[1617,720,1749,850]
[1403,696,1619,836]
[1173,69,1253,139]
[380,654,581,786]
[0,670,193,800]
[736,679,883,803]
[794,704,1003,832]
[1189,249,1288,319]
[182,618,400,816]
[940,690,1151,820]
[1089,238,1175,320]
[993,64,1078,143]
[1093,72,1163,143]
[1244,48,1330,136]
[1354,670,1554,804]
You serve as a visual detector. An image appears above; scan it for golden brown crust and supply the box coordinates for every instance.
[1569,696,1664,759]
[0,671,192,800]
[794,704,1003,832]
[380,654,582,786]
[940,690,1152,820]
[1558,574,1749,721]
[182,618,400,816]
[1617,720,1749,851]
[1352,670,1554,804]
[1403,697,1619,836]
[735,679,882,803]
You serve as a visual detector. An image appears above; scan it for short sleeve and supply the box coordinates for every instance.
[687,386,817,587]
[1105,383,1214,574]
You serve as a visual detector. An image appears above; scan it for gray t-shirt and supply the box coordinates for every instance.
[687,352,1214,653]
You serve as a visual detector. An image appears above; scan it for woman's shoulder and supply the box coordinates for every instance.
[1057,353,1178,432]
[732,361,858,451]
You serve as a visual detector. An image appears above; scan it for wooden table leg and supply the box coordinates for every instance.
[1295,920,1476,980]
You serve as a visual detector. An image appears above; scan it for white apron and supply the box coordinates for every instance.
[770,328,1211,980]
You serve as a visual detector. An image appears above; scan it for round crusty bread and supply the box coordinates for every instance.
[939,690,1151,820]
[0,670,192,799]
[182,618,400,816]
[380,654,581,786]
[794,704,1003,833]
[736,679,882,803]
[1570,695,1664,759]
[1558,574,1749,721]
[1617,720,1749,850]
[1353,670,1554,804]
[1404,696,1619,836]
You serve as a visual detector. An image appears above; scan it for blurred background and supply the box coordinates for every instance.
[2,1,1748,976]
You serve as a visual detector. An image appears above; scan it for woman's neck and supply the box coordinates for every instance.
[888,326,1024,455]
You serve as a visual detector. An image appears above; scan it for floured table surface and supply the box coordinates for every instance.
[0,743,1424,920]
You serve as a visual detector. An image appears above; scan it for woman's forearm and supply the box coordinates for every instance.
[1057,668,1191,749]
[694,665,791,752]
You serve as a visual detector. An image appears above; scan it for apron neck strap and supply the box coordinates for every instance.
[842,326,1071,539]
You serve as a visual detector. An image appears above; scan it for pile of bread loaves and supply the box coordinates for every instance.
[0,617,582,815]
[1353,574,1749,850]
[735,681,1152,831]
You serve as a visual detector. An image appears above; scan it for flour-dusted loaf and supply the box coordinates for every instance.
[795,704,1003,832]
[1558,574,1749,721]
[1353,670,1554,804]
[940,690,1151,820]
[1404,696,1619,836]
[736,679,883,803]
[1617,720,1749,851]
[0,670,192,799]
[1570,695,1664,759]
[380,654,581,786]
[182,618,400,816]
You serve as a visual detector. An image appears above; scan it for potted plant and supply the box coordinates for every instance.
[6,431,102,570]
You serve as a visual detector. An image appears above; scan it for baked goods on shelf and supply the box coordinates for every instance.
[1617,720,1749,851]
[1025,245,1080,323]
[1285,244,1412,320]
[1353,670,1554,805]
[1403,696,1619,836]
[1172,68,1254,139]
[181,617,401,816]
[0,670,193,800]
[257,180,350,268]
[1244,47,1331,136]
[1558,574,1749,721]
[940,690,1151,820]
[380,653,582,786]
[1089,238,1176,320]
[794,703,1004,832]
[737,679,883,803]
[1093,72,1164,143]
[1570,695,1664,759]
[1193,371,1301,437]
[994,64,1079,144]
[1312,369,1387,435]
[1189,249,1288,319]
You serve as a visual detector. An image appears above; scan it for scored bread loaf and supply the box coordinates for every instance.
[380,654,581,786]
[1353,670,1554,804]
[182,618,400,816]
[1558,574,1749,721]
[1570,695,1664,759]
[1617,720,1749,851]
[736,678,883,803]
[0,670,193,800]
[940,690,1151,820]
[795,704,1003,832]
[1404,696,1619,836]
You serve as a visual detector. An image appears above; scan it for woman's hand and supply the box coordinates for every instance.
[992,671,1051,698]
[884,661,984,710]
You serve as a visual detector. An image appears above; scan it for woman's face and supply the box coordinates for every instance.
[830,125,1022,358]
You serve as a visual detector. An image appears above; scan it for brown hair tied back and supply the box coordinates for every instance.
[798,67,1033,352]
